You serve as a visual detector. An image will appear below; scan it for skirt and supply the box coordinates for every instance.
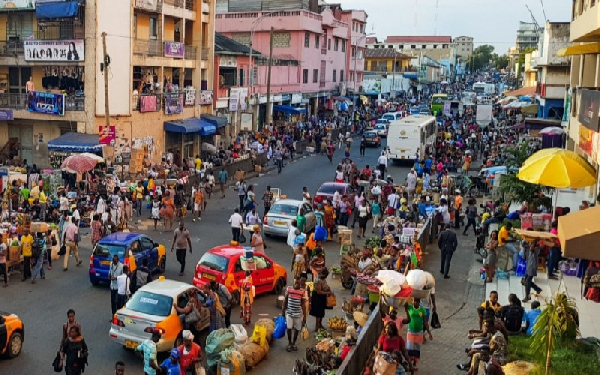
[406,329,424,360]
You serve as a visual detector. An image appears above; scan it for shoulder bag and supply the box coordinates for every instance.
[185,303,200,325]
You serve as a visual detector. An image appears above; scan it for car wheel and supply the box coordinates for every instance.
[273,278,286,295]
[7,332,23,358]
[231,290,240,306]
[159,256,166,273]
[90,279,100,287]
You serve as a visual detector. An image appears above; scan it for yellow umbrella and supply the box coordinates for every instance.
[517,148,597,189]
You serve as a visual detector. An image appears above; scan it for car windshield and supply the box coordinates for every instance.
[93,243,126,258]
[269,204,298,215]
[317,185,345,195]
[364,132,377,137]
[199,253,229,272]
[126,291,173,317]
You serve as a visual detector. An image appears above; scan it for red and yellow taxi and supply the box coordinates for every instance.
[0,311,24,358]
[193,246,287,304]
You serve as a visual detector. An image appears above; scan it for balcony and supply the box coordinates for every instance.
[134,39,163,57]
[0,40,24,57]
[216,10,323,34]
[185,45,197,60]
[134,0,162,12]
[164,0,195,11]
[0,93,84,111]
[132,89,196,112]
[201,47,210,60]
[65,95,85,111]
[571,0,600,42]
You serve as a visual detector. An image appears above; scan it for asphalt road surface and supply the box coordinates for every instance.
[0,135,412,374]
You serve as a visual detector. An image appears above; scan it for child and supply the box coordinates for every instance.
[151,196,161,231]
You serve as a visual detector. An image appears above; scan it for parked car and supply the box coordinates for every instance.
[89,233,166,286]
[109,278,210,352]
[0,311,24,358]
[363,131,381,147]
[313,182,357,207]
[374,124,388,138]
[375,119,390,128]
[193,246,288,305]
[263,199,316,237]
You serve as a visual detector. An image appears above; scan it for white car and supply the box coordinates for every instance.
[263,199,316,237]
[374,124,388,137]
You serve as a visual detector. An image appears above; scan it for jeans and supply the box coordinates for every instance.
[463,218,477,235]
[136,198,143,216]
[239,195,245,211]
[224,307,232,328]
[504,243,519,271]
[276,159,283,173]
[360,146,366,156]
[111,288,119,315]
[22,256,31,279]
[31,254,45,280]
[40,203,47,221]
[525,275,541,298]
[440,250,454,276]
[548,247,560,277]
[117,293,128,310]
[232,227,241,242]
[176,248,187,274]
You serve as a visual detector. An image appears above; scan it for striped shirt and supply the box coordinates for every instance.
[285,287,306,318]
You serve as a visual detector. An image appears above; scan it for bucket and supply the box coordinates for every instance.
[367,285,380,304]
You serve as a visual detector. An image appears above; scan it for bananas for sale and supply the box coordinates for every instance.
[327,316,348,331]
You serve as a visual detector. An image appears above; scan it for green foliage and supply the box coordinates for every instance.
[494,54,510,70]
[467,44,495,71]
[498,143,549,205]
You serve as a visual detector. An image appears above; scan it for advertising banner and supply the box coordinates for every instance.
[443,101,451,116]
[164,42,185,58]
[578,89,600,132]
[139,95,158,112]
[27,91,64,116]
[165,93,183,115]
[99,125,116,146]
[24,39,84,61]
[476,104,493,125]
[229,88,240,111]
[199,90,213,105]
[0,0,34,11]
[579,126,596,159]
[184,89,196,106]
[291,93,302,104]
[0,109,13,120]
[238,88,248,111]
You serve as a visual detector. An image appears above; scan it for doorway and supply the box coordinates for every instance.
[9,124,33,163]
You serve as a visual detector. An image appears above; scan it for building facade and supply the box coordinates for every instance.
[0,0,216,168]
[364,49,412,73]
[367,36,456,69]
[516,21,542,52]
[454,36,474,58]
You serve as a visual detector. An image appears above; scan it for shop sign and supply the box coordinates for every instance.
[164,93,183,115]
[229,88,240,111]
[24,39,84,62]
[184,89,195,106]
[0,0,34,11]
[578,126,596,160]
[140,95,158,112]
[164,42,185,58]
[578,89,600,132]
[0,109,13,120]
[239,88,248,111]
[27,91,65,116]
[291,94,302,104]
[281,94,291,102]
[219,56,237,67]
[99,125,116,146]
[199,90,213,105]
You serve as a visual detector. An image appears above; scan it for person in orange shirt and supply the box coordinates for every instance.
[192,185,204,223]
[454,190,463,229]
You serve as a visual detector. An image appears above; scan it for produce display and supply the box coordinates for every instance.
[327,316,348,331]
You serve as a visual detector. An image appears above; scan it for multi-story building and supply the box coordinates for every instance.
[454,36,474,58]
[0,0,216,167]
[215,0,368,127]
[364,49,412,73]
[532,21,571,119]
[516,21,542,52]
[367,36,456,69]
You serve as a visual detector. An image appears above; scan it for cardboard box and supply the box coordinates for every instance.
[9,245,21,262]
[234,170,244,181]
[30,222,49,233]
[254,165,262,173]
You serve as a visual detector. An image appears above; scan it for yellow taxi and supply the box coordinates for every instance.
[0,311,24,358]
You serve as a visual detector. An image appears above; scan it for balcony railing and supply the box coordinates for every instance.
[200,47,209,60]
[185,45,197,60]
[0,93,84,111]
[163,0,195,11]
[134,0,162,12]
[134,39,163,57]
[132,89,197,112]
[0,40,24,56]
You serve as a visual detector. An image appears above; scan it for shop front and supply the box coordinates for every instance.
[163,118,211,167]
[47,132,103,169]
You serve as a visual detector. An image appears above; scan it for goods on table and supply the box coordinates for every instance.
[205,328,235,370]
[382,287,413,308]
[327,316,348,331]
[239,341,269,369]
[8,245,20,262]
[255,318,275,344]
[30,222,49,233]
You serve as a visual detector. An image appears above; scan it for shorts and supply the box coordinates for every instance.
[286,315,302,331]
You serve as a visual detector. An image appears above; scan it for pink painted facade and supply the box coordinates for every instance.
[341,9,368,92]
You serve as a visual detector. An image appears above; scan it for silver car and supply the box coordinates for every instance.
[263,199,316,237]
[109,278,210,352]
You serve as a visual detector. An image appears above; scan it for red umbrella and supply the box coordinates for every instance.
[61,154,98,173]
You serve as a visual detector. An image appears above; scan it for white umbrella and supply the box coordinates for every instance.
[376,270,406,285]
[79,152,104,162]
[539,126,565,135]
[441,81,449,85]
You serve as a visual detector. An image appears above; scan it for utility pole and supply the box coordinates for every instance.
[266,27,274,125]
[102,32,110,129]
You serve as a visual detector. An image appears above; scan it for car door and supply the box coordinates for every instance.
[251,254,275,295]
[129,240,145,270]
[302,203,316,231]
[139,236,158,270]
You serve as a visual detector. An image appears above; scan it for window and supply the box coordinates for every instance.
[8,67,31,93]
[273,32,291,48]
[351,46,356,57]
[443,44,448,48]
[313,69,318,83]
[315,34,320,49]
[340,70,344,82]
[422,45,426,48]
[305,32,310,48]
[433,45,438,48]
[399,45,404,49]
[342,40,346,52]
[149,16,158,39]
[334,38,339,51]
[239,68,245,87]
[328,39,331,50]
[220,67,237,86]
[140,237,155,250]
[411,45,416,49]
[388,45,393,49]
[333,69,336,82]
[303,69,309,84]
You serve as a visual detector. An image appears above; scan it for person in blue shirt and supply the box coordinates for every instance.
[160,348,181,375]
[425,156,433,172]
[417,196,428,218]
[522,301,542,336]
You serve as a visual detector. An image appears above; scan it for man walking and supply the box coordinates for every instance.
[229,209,244,243]
[30,231,46,284]
[438,224,458,279]
[109,254,124,317]
[454,189,463,229]
[134,181,145,217]
[116,265,130,310]
[62,217,81,271]
[282,278,307,352]
[131,258,152,294]
[522,242,542,303]
[236,179,247,212]
[359,136,366,157]
[463,198,478,236]
[262,186,274,215]
[20,229,34,281]
[218,169,228,198]
[171,222,192,276]
[377,151,388,178]
[0,241,8,287]
[275,147,283,173]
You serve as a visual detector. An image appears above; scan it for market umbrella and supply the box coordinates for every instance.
[499,96,518,104]
[61,154,98,174]
[539,126,565,135]
[519,96,533,102]
[79,152,104,162]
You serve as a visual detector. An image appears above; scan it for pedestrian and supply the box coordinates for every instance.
[202,283,224,332]
[109,254,124,317]
[161,191,175,232]
[547,222,561,280]
[251,225,265,254]
[136,331,161,375]
[356,199,370,239]
[296,208,307,233]
[377,150,388,177]
[206,172,215,200]
[240,271,254,325]
[438,224,457,279]
[62,217,82,271]
[211,280,232,328]
[262,185,274,215]
[131,258,152,294]
[177,330,203,374]
[91,214,102,247]
[378,321,414,375]
[463,198,478,236]
[116,267,131,311]
[236,179,247,211]
[454,189,463,229]
[324,201,335,240]
[309,268,332,331]
[151,196,161,231]
[134,181,145,217]
[160,348,181,375]
[115,361,125,375]
[171,222,192,276]
[192,184,204,222]
[20,228,34,281]
[244,184,256,215]
[39,183,48,222]
[60,325,88,375]
[406,298,433,372]
[61,309,82,349]
[31,231,46,284]
[0,241,8,287]
[359,136,366,157]
[275,147,283,173]
[315,203,324,228]
[498,222,519,272]
[371,198,381,234]
[522,241,542,303]
[282,278,307,352]
[229,209,244,243]
[326,142,335,164]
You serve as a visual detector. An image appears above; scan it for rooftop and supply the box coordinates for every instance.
[214,32,261,56]
[383,36,452,44]
[364,49,412,59]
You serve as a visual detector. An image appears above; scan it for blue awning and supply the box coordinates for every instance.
[200,114,228,128]
[273,105,307,114]
[164,118,204,134]
[36,1,79,19]
[48,132,103,153]
[199,120,216,136]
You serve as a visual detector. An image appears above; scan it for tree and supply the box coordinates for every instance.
[467,44,495,72]
[493,54,510,70]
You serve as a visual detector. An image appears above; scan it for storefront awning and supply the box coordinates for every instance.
[36,1,79,19]
[273,105,307,114]
[164,118,203,134]
[199,120,216,136]
[48,132,103,153]
[557,42,600,57]
[200,114,228,128]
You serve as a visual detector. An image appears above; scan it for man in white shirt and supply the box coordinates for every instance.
[406,169,417,199]
[116,265,130,311]
[377,151,388,177]
[387,191,399,217]
[302,187,311,204]
[71,205,81,222]
[229,208,244,243]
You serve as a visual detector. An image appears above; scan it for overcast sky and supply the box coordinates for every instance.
[336,0,571,54]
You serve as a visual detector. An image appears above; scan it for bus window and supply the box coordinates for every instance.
[420,130,425,144]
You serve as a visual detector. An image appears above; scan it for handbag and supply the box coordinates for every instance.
[185,304,200,325]
[52,351,63,373]
[239,232,247,244]
[326,293,337,309]
[58,245,66,256]
[430,311,441,329]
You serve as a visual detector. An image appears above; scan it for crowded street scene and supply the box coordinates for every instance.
[2,0,600,375]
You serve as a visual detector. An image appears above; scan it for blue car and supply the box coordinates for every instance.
[89,233,166,286]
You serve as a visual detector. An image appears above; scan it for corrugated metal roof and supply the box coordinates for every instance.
[214,33,261,56]
[384,36,452,44]
[364,49,412,59]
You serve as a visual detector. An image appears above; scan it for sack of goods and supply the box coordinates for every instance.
[205,328,235,371]
[255,318,275,344]
[405,269,434,299]
[230,324,248,346]
[239,341,269,369]
[250,324,267,346]
[373,352,398,375]
[217,348,246,375]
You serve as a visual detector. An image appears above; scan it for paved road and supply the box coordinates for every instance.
[1,135,411,374]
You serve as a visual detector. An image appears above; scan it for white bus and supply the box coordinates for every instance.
[387,115,437,162]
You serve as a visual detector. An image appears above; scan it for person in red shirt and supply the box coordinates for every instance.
[361,165,372,180]
[377,321,414,373]
[178,330,203,374]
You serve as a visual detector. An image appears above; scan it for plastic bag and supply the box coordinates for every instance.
[301,325,310,340]
[430,311,441,329]
[250,324,267,346]
[516,257,527,277]
[273,315,286,340]
[314,226,327,241]
[231,324,248,345]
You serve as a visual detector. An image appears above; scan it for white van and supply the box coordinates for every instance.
[387,115,437,162]
[382,112,403,122]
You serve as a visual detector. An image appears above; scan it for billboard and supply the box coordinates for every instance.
[578,89,600,132]
[164,93,183,115]
[99,125,116,146]
[27,91,64,116]
[199,90,213,105]
[24,40,84,62]
[476,104,493,125]
[229,88,240,111]
[139,95,158,112]
[164,42,185,58]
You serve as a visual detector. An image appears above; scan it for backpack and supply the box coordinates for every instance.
[504,306,523,332]
[31,239,42,259]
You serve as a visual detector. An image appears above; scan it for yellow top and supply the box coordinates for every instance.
[21,234,34,257]
[498,226,510,247]
[39,191,47,204]
[481,212,490,223]
[134,186,144,200]
[195,158,202,170]
[480,300,501,311]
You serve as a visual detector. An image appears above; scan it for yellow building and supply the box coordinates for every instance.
[523,51,538,87]
[364,49,412,73]
[0,0,216,168]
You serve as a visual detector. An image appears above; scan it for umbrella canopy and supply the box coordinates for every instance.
[558,205,600,261]
[539,126,565,135]
[79,152,104,162]
[519,96,533,102]
[440,80,449,85]
[517,148,597,189]
[61,154,98,174]
[499,96,518,104]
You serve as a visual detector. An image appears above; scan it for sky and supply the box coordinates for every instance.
[336,0,571,54]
